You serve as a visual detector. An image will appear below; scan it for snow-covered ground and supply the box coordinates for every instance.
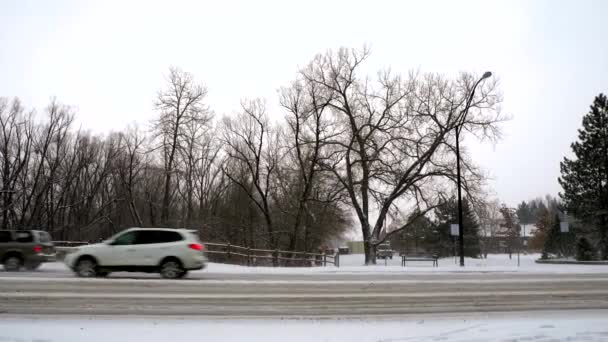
[203,253,608,274]
[2,311,608,342]
[36,253,608,276]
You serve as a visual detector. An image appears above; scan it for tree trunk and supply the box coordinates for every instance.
[362,223,375,265]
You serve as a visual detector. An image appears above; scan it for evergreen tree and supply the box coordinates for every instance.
[516,201,534,239]
[398,211,436,255]
[577,237,595,261]
[529,201,539,220]
[499,205,521,259]
[434,198,481,258]
[543,214,575,258]
[532,206,551,256]
[559,93,608,259]
[516,201,533,226]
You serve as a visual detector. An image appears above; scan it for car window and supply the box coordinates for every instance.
[37,231,52,243]
[135,230,182,244]
[0,231,12,243]
[15,231,33,243]
[159,231,182,243]
[111,231,138,245]
[135,230,158,244]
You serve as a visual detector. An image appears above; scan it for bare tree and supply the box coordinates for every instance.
[154,67,211,225]
[279,75,336,252]
[222,99,280,248]
[0,98,35,228]
[301,48,503,263]
[476,198,503,257]
[115,125,147,227]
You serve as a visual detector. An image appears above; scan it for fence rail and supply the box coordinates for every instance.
[203,242,340,267]
[52,240,89,247]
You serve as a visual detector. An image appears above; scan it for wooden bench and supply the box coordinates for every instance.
[401,255,439,267]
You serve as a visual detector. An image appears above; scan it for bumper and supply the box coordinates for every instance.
[376,253,393,258]
[184,254,208,270]
[28,253,57,263]
[63,253,77,269]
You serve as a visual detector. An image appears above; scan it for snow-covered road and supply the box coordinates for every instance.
[2,270,608,316]
[2,311,608,342]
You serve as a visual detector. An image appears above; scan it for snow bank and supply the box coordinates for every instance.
[2,311,608,342]
[35,253,608,276]
[200,253,608,274]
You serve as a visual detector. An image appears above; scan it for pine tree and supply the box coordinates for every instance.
[543,214,576,258]
[577,237,595,261]
[532,206,551,256]
[434,198,481,258]
[499,206,521,259]
[517,201,534,239]
[516,201,533,226]
[399,211,436,255]
[559,93,608,259]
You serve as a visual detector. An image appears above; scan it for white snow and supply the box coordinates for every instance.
[201,253,608,274]
[2,311,608,342]
[32,253,608,276]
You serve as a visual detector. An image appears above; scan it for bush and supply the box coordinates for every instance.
[576,237,595,261]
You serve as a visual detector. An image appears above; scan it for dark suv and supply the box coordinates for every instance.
[0,230,56,271]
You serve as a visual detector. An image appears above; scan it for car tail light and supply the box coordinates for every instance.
[33,246,42,253]
[188,243,203,251]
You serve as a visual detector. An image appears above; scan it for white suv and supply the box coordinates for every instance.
[64,228,207,279]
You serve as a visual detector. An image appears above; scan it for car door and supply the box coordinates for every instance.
[132,230,183,266]
[130,230,161,266]
[105,230,140,266]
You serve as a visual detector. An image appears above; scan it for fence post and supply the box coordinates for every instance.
[273,249,279,267]
[323,252,327,267]
[247,247,251,267]
[335,252,340,267]
[227,243,231,263]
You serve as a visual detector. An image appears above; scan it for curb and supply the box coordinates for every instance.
[535,259,608,265]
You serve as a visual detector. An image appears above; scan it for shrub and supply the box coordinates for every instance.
[576,237,595,261]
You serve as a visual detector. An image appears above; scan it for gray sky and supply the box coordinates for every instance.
[1,0,607,206]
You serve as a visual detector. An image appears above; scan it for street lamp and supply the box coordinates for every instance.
[456,71,492,267]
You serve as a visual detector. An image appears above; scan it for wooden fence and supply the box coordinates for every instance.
[53,241,89,247]
[203,242,340,267]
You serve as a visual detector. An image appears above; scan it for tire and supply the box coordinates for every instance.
[160,259,184,279]
[3,255,22,272]
[25,262,41,271]
[75,257,98,278]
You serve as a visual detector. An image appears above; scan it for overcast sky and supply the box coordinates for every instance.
[1,0,607,207]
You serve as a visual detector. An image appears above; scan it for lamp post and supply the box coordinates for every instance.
[456,71,492,267]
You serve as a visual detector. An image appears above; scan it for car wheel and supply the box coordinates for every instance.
[25,262,41,271]
[75,258,98,278]
[3,256,22,271]
[160,259,184,279]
